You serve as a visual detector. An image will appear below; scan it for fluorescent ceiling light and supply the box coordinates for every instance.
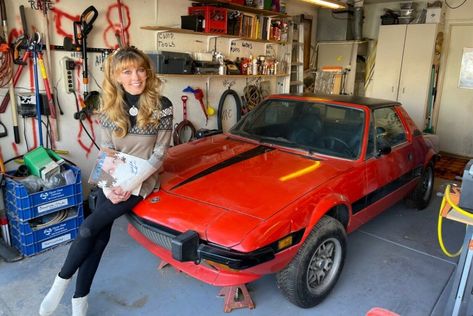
[302,0,348,9]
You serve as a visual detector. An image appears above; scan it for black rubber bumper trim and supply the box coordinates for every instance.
[128,213,304,270]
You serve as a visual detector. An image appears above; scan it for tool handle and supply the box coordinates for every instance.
[0,93,9,113]
[13,125,19,144]
[198,98,208,121]
[81,6,98,35]
[19,5,28,37]
[0,0,6,22]
[0,121,7,138]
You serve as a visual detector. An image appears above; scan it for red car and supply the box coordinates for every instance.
[128,94,437,308]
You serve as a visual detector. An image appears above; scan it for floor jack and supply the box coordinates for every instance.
[157,259,255,313]
[440,159,473,315]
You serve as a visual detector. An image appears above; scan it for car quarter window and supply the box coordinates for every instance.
[366,117,376,159]
[373,107,407,148]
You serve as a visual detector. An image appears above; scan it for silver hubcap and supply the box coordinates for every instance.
[306,237,342,294]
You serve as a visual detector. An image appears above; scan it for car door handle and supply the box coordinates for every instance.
[408,152,413,161]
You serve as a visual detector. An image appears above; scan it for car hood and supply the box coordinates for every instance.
[158,134,344,220]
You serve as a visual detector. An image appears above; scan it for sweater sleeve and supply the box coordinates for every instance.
[99,114,116,150]
[148,96,173,170]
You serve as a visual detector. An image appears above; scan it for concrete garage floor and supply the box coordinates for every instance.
[0,178,467,316]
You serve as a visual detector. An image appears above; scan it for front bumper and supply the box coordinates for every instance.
[126,213,303,270]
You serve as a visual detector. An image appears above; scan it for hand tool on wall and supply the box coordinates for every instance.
[31,32,45,147]
[0,0,20,143]
[173,95,196,145]
[63,5,98,97]
[183,86,208,124]
[116,0,128,47]
[37,50,58,148]
[8,6,58,148]
[31,0,60,142]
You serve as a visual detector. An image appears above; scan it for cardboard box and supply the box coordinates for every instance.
[426,7,442,24]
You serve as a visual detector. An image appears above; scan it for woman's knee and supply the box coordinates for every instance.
[78,226,93,238]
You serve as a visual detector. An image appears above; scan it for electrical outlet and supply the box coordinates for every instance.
[62,57,76,94]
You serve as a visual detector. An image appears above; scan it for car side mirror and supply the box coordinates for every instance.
[376,145,392,157]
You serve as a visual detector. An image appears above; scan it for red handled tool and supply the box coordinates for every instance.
[193,88,208,124]
[183,86,208,124]
[172,96,196,145]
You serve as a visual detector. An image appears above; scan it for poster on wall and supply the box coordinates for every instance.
[459,47,473,89]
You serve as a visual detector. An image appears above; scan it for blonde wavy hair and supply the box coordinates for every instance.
[100,47,162,138]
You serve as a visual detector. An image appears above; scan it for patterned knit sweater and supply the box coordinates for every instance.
[99,96,173,197]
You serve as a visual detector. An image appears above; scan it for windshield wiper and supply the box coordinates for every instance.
[257,136,316,153]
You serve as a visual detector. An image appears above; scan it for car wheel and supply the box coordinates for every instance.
[276,216,347,308]
[407,162,434,210]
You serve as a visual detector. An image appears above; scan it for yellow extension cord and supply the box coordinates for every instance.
[437,184,473,257]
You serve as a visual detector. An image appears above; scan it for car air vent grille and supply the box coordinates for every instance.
[126,213,177,250]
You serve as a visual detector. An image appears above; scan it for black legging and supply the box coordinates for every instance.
[59,189,142,297]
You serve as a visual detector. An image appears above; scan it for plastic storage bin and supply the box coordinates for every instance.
[188,6,227,34]
[8,205,83,257]
[11,227,78,257]
[4,165,82,220]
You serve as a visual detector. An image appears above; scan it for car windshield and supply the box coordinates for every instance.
[230,99,365,159]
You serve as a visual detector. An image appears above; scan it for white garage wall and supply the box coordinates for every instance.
[0,0,316,195]
[363,0,473,157]
[433,1,473,156]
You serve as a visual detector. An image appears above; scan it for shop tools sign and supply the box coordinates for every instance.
[459,47,473,89]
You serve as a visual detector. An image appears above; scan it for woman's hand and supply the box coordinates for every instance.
[104,187,132,204]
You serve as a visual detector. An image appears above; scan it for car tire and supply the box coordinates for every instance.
[276,216,347,308]
[406,162,434,210]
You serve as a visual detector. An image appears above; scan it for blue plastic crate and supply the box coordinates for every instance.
[5,192,82,221]
[8,205,83,245]
[11,228,78,257]
[4,165,83,220]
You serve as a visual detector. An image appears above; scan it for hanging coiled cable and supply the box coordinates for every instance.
[173,120,196,145]
[217,88,242,131]
[0,36,12,88]
[243,84,264,111]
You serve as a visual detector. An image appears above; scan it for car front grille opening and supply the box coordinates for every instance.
[126,213,175,250]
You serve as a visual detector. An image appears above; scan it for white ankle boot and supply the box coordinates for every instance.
[39,274,71,316]
[72,295,88,316]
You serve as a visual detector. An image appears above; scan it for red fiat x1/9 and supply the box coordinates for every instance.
[127,94,437,308]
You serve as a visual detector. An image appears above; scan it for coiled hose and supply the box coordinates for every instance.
[437,184,470,257]
[217,89,242,131]
[173,120,196,145]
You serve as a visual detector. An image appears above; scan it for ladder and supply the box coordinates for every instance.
[289,15,304,94]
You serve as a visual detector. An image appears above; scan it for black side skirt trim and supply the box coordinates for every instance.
[352,165,422,214]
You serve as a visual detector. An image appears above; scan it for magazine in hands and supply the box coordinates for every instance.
[88,149,155,196]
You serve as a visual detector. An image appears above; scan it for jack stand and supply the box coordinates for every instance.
[157,260,181,272]
[218,284,255,313]
[157,260,169,270]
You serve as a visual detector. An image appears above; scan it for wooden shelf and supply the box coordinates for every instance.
[140,26,287,44]
[156,73,289,78]
[190,0,289,18]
